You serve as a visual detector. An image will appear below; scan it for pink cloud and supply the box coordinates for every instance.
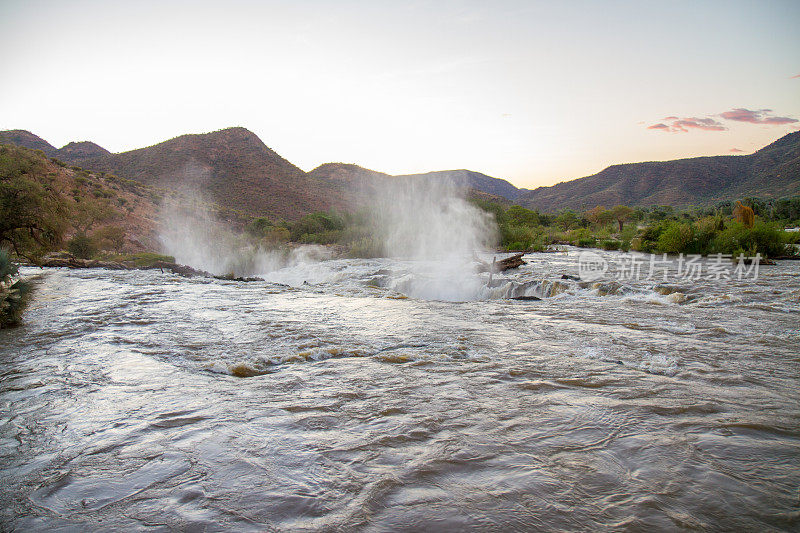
[648,107,798,133]
[647,116,726,133]
[729,148,745,153]
[719,108,798,125]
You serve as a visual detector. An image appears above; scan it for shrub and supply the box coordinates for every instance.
[290,212,345,241]
[67,233,97,259]
[712,220,786,257]
[246,217,274,237]
[93,226,125,251]
[656,222,693,254]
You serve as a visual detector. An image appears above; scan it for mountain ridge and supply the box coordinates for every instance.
[2,127,798,218]
[517,131,800,210]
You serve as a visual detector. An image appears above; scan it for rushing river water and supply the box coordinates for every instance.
[1,249,799,531]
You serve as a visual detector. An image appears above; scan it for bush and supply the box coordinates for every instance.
[656,222,693,254]
[93,226,125,251]
[712,220,787,257]
[246,217,274,237]
[290,212,345,241]
[601,240,621,250]
[67,233,97,259]
[576,237,596,247]
[299,229,343,245]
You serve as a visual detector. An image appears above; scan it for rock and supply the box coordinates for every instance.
[213,274,265,282]
[146,261,210,277]
[561,274,581,281]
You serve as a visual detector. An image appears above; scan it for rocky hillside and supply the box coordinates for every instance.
[56,141,111,163]
[309,164,525,202]
[4,127,797,218]
[0,143,163,255]
[517,131,800,211]
[0,130,57,156]
[395,169,527,200]
[70,127,349,220]
[1,128,349,221]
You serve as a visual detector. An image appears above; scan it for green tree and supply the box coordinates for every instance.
[610,205,634,232]
[67,233,97,259]
[586,206,613,227]
[0,146,67,261]
[505,205,541,226]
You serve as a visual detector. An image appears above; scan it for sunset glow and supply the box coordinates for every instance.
[1,0,798,188]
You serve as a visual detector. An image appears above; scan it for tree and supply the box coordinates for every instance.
[0,146,66,261]
[610,205,634,232]
[585,206,613,227]
[733,201,754,228]
[554,210,580,230]
[505,205,541,226]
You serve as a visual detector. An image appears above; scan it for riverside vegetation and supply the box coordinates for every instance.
[248,198,800,259]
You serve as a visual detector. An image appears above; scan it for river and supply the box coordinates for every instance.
[1,249,798,531]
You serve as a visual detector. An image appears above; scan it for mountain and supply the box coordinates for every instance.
[56,141,110,163]
[517,131,800,211]
[0,130,110,162]
[4,126,797,218]
[308,162,392,191]
[0,143,163,253]
[0,130,57,156]
[54,128,348,220]
[309,164,526,201]
[395,170,527,200]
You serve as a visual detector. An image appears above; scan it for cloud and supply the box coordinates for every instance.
[648,116,727,133]
[729,148,745,153]
[720,108,798,125]
[648,107,798,133]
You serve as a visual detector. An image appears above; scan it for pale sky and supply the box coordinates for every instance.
[1,0,798,189]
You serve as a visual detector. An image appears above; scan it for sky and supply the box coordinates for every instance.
[1,0,798,189]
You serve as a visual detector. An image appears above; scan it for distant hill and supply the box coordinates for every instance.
[517,131,800,211]
[309,164,526,201]
[308,162,392,192]
[395,169,526,200]
[2,127,350,220]
[4,127,798,218]
[0,130,57,156]
[0,143,163,253]
[56,141,110,163]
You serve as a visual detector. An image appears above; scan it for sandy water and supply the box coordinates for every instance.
[1,249,799,531]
